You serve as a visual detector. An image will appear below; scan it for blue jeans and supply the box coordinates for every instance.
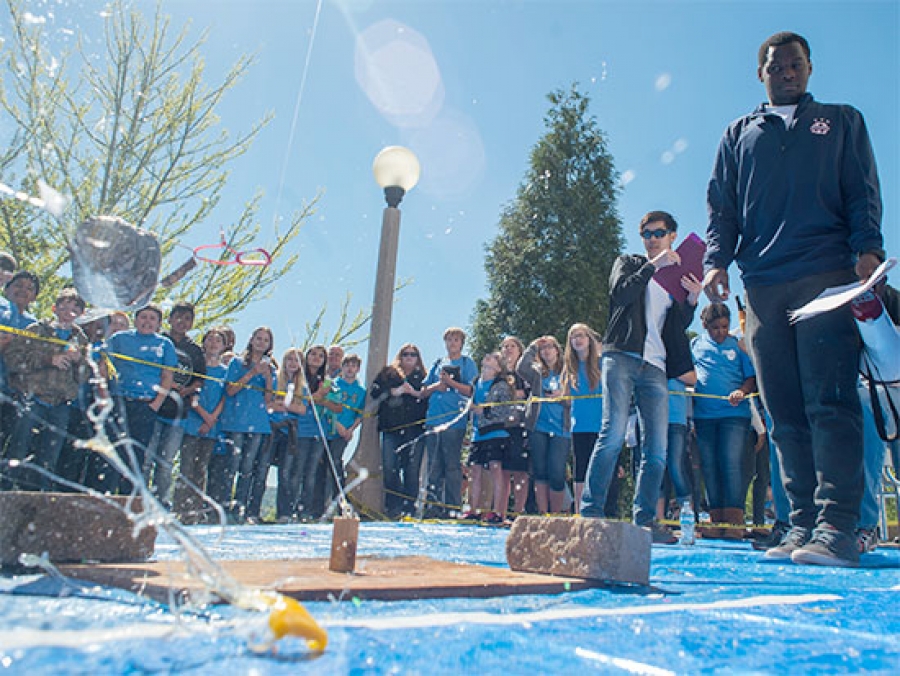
[426,426,466,512]
[4,397,72,491]
[230,432,268,513]
[206,436,237,509]
[95,397,158,494]
[272,427,299,518]
[295,436,325,517]
[529,430,570,492]
[581,352,669,525]
[145,420,185,504]
[747,269,863,534]
[695,416,750,510]
[382,427,425,516]
[665,423,693,503]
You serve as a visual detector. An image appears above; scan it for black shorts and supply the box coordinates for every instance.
[502,427,530,473]
[571,431,599,482]
[468,437,507,467]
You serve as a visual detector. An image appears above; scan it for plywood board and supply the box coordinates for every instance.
[59,556,602,603]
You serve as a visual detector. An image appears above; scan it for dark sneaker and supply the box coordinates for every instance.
[763,525,812,560]
[791,525,860,568]
[856,527,878,554]
[483,512,504,525]
[646,521,677,545]
[752,521,790,551]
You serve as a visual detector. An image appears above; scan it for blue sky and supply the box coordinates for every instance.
[18,0,900,368]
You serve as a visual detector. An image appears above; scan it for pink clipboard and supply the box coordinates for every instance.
[652,232,706,302]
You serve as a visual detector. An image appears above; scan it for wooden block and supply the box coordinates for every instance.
[506,516,651,586]
[0,492,156,567]
[329,517,359,572]
[58,556,603,603]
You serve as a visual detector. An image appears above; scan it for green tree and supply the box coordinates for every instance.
[470,85,624,357]
[0,0,321,333]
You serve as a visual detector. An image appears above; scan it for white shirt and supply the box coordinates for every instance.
[643,278,672,372]
[765,103,798,129]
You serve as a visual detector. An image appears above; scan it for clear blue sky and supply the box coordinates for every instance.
[40,1,900,366]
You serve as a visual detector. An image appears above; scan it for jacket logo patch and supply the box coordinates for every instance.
[810,118,831,135]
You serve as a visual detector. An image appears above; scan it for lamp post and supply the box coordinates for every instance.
[352,146,420,516]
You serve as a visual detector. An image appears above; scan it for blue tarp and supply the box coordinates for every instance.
[1,523,898,674]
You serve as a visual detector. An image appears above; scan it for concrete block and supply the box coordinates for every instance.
[506,516,651,586]
[0,491,156,567]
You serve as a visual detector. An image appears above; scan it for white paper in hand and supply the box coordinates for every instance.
[788,258,896,323]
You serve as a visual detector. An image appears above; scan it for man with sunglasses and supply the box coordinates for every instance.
[704,32,884,567]
[580,211,700,543]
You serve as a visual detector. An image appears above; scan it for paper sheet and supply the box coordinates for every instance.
[788,258,896,323]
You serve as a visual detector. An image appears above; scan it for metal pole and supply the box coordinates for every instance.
[351,205,401,515]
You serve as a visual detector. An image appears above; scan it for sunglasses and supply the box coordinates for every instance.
[401,351,418,357]
[641,228,671,240]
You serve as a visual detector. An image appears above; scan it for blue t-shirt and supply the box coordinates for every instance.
[424,355,478,430]
[691,334,755,419]
[324,376,366,439]
[106,330,178,400]
[668,378,690,426]
[535,371,569,437]
[295,386,328,439]
[182,363,227,438]
[0,297,37,330]
[219,358,273,435]
[472,378,509,443]
[570,359,603,433]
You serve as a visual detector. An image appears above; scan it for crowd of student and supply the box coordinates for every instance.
[0,238,894,561]
[0,253,368,525]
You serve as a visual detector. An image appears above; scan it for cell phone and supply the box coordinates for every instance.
[441,365,461,382]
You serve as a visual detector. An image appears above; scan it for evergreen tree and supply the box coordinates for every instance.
[470,85,624,357]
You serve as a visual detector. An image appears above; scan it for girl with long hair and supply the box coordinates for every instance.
[498,336,530,519]
[219,326,275,522]
[517,335,571,514]
[369,343,428,517]
[562,323,603,513]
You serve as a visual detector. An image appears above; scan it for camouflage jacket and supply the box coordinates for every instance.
[4,320,90,405]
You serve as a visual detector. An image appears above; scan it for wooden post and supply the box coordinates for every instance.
[329,516,360,573]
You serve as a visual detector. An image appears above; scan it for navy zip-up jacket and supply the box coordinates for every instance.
[705,93,883,287]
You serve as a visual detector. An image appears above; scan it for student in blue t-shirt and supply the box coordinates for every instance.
[463,352,513,523]
[518,335,572,515]
[173,328,228,524]
[102,304,177,494]
[562,323,603,514]
[268,347,306,522]
[691,303,757,526]
[293,344,331,519]
[421,327,478,518]
[320,353,366,513]
[219,326,274,521]
[665,372,697,513]
[0,270,39,453]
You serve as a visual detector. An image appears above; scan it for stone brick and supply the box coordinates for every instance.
[506,516,651,586]
[0,491,156,567]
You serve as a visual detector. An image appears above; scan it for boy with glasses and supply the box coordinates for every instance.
[580,211,700,542]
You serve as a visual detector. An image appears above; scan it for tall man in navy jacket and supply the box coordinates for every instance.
[703,32,884,567]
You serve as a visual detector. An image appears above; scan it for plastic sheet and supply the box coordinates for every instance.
[1,523,898,674]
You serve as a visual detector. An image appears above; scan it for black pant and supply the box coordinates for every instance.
[746,269,863,534]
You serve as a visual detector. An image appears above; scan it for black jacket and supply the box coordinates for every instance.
[369,366,428,434]
[602,253,696,379]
